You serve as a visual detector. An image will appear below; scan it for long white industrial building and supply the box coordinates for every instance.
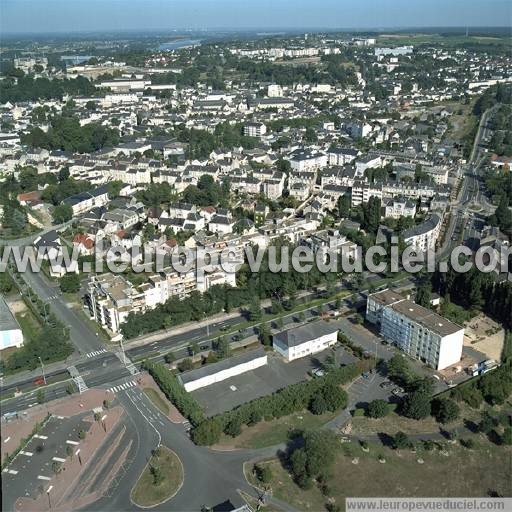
[0,296,24,351]
[178,347,268,392]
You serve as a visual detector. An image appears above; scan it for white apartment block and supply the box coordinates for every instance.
[384,197,417,219]
[289,149,327,172]
[366,290,464,370]
[244,122,267,137]
[85,263,236,334]
[402,213,442,252]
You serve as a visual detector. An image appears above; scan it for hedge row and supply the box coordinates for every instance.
[143,361,205,426]
[192,362,367,445]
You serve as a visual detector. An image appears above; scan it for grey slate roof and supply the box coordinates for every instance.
[178,347,267,385]
[273,321,338,348]
[0,296,21,332]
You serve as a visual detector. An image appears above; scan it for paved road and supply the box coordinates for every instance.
[85,386,270,512]
[20,267,105,355]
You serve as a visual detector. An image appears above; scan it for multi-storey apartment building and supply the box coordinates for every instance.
[366,290,464,370]
[402,213,442,252]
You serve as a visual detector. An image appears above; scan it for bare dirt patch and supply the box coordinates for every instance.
[464,313,505,361]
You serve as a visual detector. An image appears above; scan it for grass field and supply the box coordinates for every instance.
[217,410,338,449]
[376,33,509,48]
[131,446,183,508]
[143,388,170,416]
[15,309,42,342]
[261,439,511,511]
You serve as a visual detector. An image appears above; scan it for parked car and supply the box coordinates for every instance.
[310,368,325,378]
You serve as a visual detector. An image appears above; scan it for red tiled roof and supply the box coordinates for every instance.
[73,233,94,250]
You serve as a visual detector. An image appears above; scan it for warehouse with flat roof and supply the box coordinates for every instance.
[0,296,24,351]
[177,347,268,392]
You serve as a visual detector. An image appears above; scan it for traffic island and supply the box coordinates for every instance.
[130,445,184,508]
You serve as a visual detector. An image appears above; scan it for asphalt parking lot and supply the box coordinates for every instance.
[2,414,90,505]
[192,347,357,416]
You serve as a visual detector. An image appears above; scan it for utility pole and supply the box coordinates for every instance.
[38,357,47,385]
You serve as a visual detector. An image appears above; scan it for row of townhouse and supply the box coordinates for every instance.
[350,180,445,207]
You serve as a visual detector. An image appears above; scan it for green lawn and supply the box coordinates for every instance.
[143,388,170,415]
[218,410,338,449]
[15,309,42,341]
[131,446,183,508]
[262,440,511,511]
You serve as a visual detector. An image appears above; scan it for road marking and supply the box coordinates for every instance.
[4,437,11,443]
[86,349,107,358]
[37,475,51,481]
[66,440,79,445]
[108,380,137,393]
[19,451,33,456]
[52,457,66,463]
[34,435,48,440]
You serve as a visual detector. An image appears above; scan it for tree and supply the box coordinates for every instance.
[386,355,415,387]
[290,447,310,488]
[150,464,164,486]
[478,411,496,435]
[502,427,512,446]
[0,273,13,294]
[432,398,460,424]
[321,382,347,412]
[224,417,242,437]
[36,389,45,404]
[58,166,70,182]
[258,323,271,346]
[367,399,390,418]
[392,431,410,450]
[177,358,194,372]
[164,352,176,364]
[248,298,262,322]
[51,461,62,476]
[106,180,123,198]
[402,380,433,420]
[60,273,80,293]
[248,409,262,426]
[52,203,73,223]
[214,336,231,359]
[416,279,432,308]
[192,419,222,445]
[254,464,272,484]
[310,394,328,415]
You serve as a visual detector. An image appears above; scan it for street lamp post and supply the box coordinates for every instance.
[203,313,210,338]
[38,357,47,385]
[47,485,53,508]
[120,338,126,366]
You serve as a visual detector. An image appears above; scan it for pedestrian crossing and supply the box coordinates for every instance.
[85,348,108,358]
[108,380,137,394]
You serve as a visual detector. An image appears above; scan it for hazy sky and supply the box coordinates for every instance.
[1,0,510,34]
